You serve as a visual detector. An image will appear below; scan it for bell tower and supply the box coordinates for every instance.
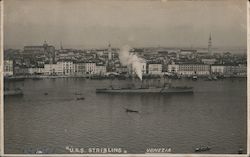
[208,33,212,54]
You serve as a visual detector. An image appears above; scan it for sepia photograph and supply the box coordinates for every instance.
[2,0,248,155]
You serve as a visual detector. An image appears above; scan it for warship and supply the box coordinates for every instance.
[96,81,193,94]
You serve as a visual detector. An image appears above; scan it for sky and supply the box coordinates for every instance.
[4,0,247,50]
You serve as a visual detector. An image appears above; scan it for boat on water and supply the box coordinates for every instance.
[238,148,243,154]
[36,150,43,154]
[4,88,23,96]
[212,75,217,80]
[192,75,198,81]
[96,82,193,94]
[195,146,211,152]
[125,108,139,113]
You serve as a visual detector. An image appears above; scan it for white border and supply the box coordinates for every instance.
[1,0,4,156]
[0,0,249,157]
[0,154,249,157]
[247,0,249,155]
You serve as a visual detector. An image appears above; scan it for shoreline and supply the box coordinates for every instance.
[4,75,247,81]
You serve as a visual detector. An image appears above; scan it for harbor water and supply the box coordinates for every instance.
[4,78,247,154]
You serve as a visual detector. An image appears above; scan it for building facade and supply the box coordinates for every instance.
[178,64,210,76]
[44,62,63,75]
[85,62,96,74]
[4,60,14,77]
[74,62,86,76]
[96,64,107,75]
[168,63,179,73]
[27,68,45,75]
[211,65,225,74]
[148,63,162,75]
[58,60,75,75]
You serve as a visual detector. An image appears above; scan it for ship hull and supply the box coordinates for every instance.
[96,87,193,94]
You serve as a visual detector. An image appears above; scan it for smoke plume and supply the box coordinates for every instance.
[119,45,144,80]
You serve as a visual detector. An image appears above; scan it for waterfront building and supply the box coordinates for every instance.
[237,64,247,77]
[85,62,96,74]
[13,66,29,76]
[27,67,45,75]
[58,60,75,76]
[44,62,63,75]
[211,64,246,77]
[74,62,86,76]
[211,65,225,74]
[224,65,247,76]
[168,63,179,73]
[96,64,107,75]
[148,63,162,75]
[4,60,14,77]
[178,64,210,76]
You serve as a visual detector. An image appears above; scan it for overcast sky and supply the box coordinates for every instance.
[4,0,247,49]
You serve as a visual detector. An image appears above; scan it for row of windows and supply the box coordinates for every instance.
[179,65,209,68]
[149,68,161,70]
[4,67,12,71]
[179,67,209,71]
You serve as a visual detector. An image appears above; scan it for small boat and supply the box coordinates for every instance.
[238,148,243,154]
[125,108,139,113]
[4,88,23,96]
[192,75,198,81]
[44,92,48,95]
[76,97,85,100]
[36,150,43,154]
[195,146,211,152]
[206,76,212,81]
[212,76,217,80]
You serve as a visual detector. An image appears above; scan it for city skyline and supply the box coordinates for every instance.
[4,0,247,50]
